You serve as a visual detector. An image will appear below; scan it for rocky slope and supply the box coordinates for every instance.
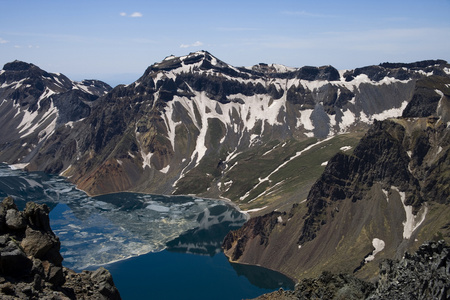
[223,74,450,280]
[0,196,121,299]
[1,53,448,210]
[0,60,111,171]
[254,240,449,300]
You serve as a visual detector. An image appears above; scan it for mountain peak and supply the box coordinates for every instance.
[150,50,227,71]
[3,60,38,71]
[140,50,243,81]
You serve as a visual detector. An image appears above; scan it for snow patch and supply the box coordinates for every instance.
[321,161,328,166]
[340,146,352,151]
[262,144,278,156]
[382,188,389,202]
[167,90,286,169]
[141,150,153,169]
[8,163,29,170]
[277,216,283,223]
[360,101,408,124]
[339,109,356,133]
[391,186,428,239]
[300,79,328,91]
[242,206,268,213]
[160,165,170,173]
[365,238,385,262]
[298,109,314,131]
[59,164,72,176]
[162,101,182,151]
[435,89,444,98]
[372,101,408,120]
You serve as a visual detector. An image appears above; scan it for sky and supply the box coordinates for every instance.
[1,0,450,86]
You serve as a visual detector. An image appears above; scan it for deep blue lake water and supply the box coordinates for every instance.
[0,164,294,299]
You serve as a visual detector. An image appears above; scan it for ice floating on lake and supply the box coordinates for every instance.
[146,204,171,212]
[0,164,248,270]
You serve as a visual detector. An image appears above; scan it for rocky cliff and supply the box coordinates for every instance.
[223,74,450,280]
[1,54,448,208]
[0,60,111,173]
[254,240,450,300]
[0,197,121,299]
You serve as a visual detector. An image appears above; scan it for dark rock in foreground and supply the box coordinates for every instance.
[369,240,450,300]
[253,240,450,300]
[0,197,121,299]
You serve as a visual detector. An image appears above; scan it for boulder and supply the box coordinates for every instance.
[0,198,122,299]
[5,209,26,230]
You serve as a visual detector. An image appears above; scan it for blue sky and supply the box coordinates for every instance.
[1,0,450,86]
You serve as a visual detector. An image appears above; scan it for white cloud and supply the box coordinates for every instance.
[120,12,143,18]
[130,12,143,18]
[0,38,9,44]
[180,41,203,48]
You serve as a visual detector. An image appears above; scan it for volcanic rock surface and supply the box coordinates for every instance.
[0,197,121,300]
[253,240,450,300]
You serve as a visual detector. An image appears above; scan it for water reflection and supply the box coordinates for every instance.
[231,262,295,290]
[166,207,295,291]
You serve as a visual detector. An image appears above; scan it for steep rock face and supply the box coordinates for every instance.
[0,197,121,300]
[222,75,450,280]
[1,53,448,201]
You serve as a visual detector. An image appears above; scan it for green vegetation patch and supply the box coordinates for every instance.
[227,132,365,209]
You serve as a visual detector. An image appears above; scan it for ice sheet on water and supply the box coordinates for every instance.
[0,163,248,270]
[146,204,171,212]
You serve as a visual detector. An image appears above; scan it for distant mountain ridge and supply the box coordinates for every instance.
[0,53,448,207]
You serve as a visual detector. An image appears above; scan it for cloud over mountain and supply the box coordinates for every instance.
[180,41,203,48]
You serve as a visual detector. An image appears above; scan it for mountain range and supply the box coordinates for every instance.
[1,51,449,283]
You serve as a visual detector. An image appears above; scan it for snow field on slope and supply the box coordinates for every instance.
[391,186,428,239]
[164,91,286,168]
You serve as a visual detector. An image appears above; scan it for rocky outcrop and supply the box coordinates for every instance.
[254,240,450,300]
[369,240,450,299]
[255,272,375,300]
[0,197,121,299]
[223,212,284,261]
